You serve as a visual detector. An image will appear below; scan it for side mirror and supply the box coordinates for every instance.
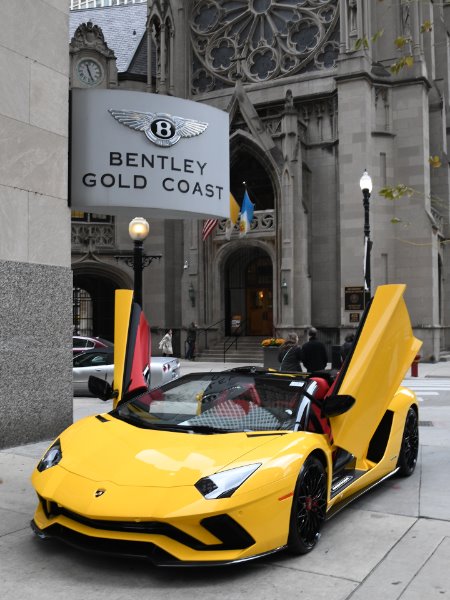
[321,394,355,417]
[88,375,115,401]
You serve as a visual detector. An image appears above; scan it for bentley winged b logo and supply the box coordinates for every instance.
[108,109,208,147]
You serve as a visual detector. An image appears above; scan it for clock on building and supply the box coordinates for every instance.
[76,58,104,86]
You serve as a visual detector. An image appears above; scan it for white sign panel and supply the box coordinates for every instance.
[70,89,229,219]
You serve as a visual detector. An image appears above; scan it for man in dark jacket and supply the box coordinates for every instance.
[340,334,355,364]
[301,327,328,372]
[185,322,198,360]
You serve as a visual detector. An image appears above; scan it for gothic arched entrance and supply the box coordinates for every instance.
[72,262,131,341]
[225,246,273,336]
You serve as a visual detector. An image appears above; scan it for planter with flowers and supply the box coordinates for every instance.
[261,338,285,369]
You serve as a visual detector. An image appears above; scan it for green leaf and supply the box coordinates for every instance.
[371,29,384,43]
[398,184,414,197]
[420,20,432,33]
[429,155,442,168]
[390,61,401,74]
[379,185,414,200]
[390,55,414,74]
[379,187,395,199]
[394,36,408,49]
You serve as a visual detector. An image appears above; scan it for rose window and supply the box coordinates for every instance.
[191,0,339,91]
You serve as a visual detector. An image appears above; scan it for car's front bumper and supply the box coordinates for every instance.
[30,513,285,566]
[31,469,295,566]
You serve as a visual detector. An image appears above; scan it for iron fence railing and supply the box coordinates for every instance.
[223,318,247,362]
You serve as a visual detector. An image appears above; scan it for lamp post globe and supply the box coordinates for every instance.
[129,217,150,241]
[359,170,373,193]
[359,170,373,302]
[129,217,150,307]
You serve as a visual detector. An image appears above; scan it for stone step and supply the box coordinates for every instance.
[201,348,264,355]
[197,351,264,362]
[195,335,267,363]
[196,355,264,365]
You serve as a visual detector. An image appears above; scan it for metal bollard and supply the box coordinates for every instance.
[411,354,421,377]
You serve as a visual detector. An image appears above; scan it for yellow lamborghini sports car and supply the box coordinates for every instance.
[31,284,422,566]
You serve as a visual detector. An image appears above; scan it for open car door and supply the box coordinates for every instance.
[113,289,151,408]
[329,284,422,459]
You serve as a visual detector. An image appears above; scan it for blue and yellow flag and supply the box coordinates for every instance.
[239,190,255,237]
[225,193,240,240]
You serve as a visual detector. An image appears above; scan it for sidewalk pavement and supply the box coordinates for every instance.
[1,359,450,599]
[178,357,450,379]
[403,357,450,379]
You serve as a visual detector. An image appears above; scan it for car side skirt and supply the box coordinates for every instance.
[325,467,400,520]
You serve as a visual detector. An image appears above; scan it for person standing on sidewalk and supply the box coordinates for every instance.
[301,327,328,372]
[185,322,198,360]
[278,333,303,372]
[340,334,355,364]
[159,329,173,356]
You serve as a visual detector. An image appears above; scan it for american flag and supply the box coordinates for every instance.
[202,219,218,241]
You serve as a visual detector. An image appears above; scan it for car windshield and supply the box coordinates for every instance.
[112,371,313,433]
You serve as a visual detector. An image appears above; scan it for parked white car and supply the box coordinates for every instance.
[73,350,181,396]
[73,349,114,396]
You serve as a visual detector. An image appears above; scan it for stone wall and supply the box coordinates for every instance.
[0,1,72,449]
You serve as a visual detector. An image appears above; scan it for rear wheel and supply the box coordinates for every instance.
[397,407,419,477]
[287,456,327,554]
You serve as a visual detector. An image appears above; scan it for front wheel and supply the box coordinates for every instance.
[287,456,327,555]
[397,407,419,477]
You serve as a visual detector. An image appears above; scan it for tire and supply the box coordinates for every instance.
[397,407,419,477]
[287,456,327,554]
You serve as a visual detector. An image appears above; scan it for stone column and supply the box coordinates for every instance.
[279,90,311,331]
[337,75,374,327]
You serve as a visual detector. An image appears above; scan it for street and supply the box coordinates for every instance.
[406,378,450,406]
[1,364,450,599]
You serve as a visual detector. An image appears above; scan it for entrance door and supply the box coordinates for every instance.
[225,248,273,336]
[246,287,273,336]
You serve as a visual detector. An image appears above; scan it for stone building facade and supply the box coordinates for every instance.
[0,2,72,449]
[1,0,448,448]
[69,0,450,363]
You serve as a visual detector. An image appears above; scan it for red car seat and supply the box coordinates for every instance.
[307,376,333,442]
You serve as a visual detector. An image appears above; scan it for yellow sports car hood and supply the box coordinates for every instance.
[330,284,422,458]
[56,415,290,487]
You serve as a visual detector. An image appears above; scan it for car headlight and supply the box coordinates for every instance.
[37,439,62,472]
[195,464,261,499]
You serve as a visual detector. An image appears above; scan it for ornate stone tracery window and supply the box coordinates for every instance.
[190,0,339,92]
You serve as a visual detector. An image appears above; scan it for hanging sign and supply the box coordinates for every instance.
[70,89,229,219]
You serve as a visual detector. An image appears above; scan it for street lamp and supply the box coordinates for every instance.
[129,217,150,307]
[359,170,373,302]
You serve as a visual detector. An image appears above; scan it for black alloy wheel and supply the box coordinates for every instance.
[287,456,327,554]
[397,407,419,477]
